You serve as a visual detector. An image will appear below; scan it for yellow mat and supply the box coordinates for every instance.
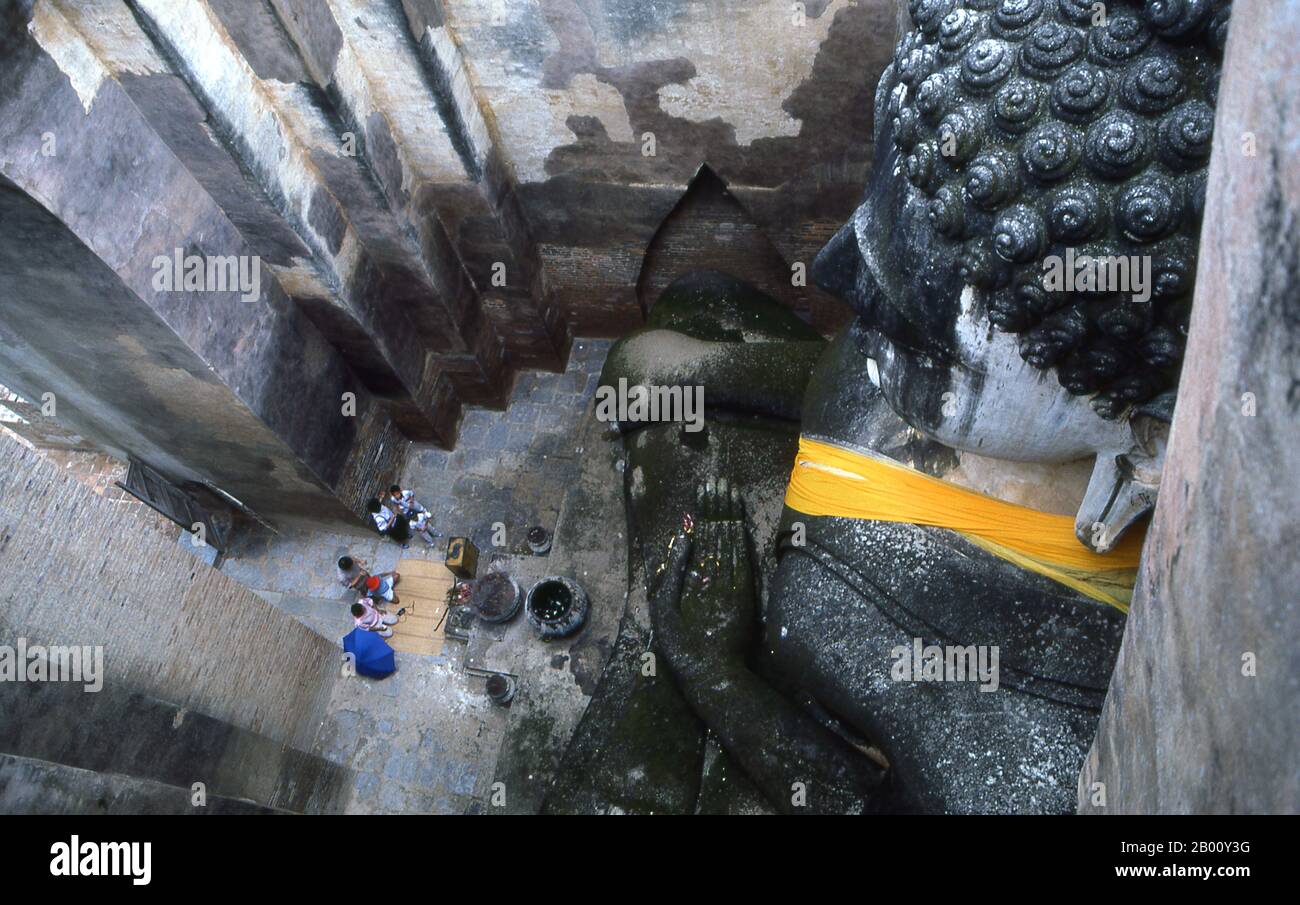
[388,557,456,657]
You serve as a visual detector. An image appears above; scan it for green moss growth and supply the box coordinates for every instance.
[646,270,824,343]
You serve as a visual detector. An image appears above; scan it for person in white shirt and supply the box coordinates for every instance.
[388,485,422,517]
[366,497,411,547]
[387,484,439,546]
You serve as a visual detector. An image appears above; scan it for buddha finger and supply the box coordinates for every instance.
[724,521,740,588]
[651,530,693,604]
[714,518,730,587]
[690,521,715,576]
[737,521,757,594]
[681,529,714,619]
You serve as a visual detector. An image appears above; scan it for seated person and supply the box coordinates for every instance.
[351,599,403,639]
[388,484,439,546]
[367,497,410,547]
[363,572,401,606]
[335,555,369,593]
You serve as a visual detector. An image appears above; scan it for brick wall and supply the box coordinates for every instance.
[0,434,339,751]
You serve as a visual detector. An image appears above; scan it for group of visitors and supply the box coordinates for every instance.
[366,484,439,549]
[336,554,405,638]
[339,484,441,639]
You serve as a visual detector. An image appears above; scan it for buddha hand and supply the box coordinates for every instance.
[656,478,755,663]
[650,476,888,814]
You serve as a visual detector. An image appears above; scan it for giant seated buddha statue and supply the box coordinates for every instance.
[546,0,1231,815]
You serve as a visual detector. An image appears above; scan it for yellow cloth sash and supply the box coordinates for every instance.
[784,436,1145,613]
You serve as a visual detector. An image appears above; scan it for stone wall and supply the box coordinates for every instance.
[0,5,416,523]
[636,165,844,329]
[0,434,341,752]
[0,386,96,452]
[428,0,898,333]
[0,755,282,815]
[1079,0,1300,815]
[0,0,559,462]
[0,1,894,515]
[0,177,400,524]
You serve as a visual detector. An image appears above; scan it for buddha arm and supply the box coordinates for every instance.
[600,329,825,422]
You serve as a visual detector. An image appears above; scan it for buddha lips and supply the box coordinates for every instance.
[784,436,1145,612]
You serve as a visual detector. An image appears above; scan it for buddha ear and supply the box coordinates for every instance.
[812,221,860,298]
[1075,408,1171,553]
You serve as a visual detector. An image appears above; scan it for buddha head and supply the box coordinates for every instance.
[814,0,1230,550]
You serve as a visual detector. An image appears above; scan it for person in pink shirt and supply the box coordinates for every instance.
[351,598,404,638]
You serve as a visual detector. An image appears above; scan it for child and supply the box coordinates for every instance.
[351,598,403,638]
[363,572,401,606]
[408,509,440,547]
[336,555,369,592]
[388,484,439,546]
[367,497,410,547]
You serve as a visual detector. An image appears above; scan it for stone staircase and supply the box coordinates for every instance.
[0,681,353,815]
[0,754,287,815]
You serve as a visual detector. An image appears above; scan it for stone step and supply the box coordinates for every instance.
[0,753,289,815]
[0,681,353,814]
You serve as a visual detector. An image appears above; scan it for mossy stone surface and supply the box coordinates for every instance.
[646,270,824,343]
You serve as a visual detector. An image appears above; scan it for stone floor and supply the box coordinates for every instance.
[215,339,629,814]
